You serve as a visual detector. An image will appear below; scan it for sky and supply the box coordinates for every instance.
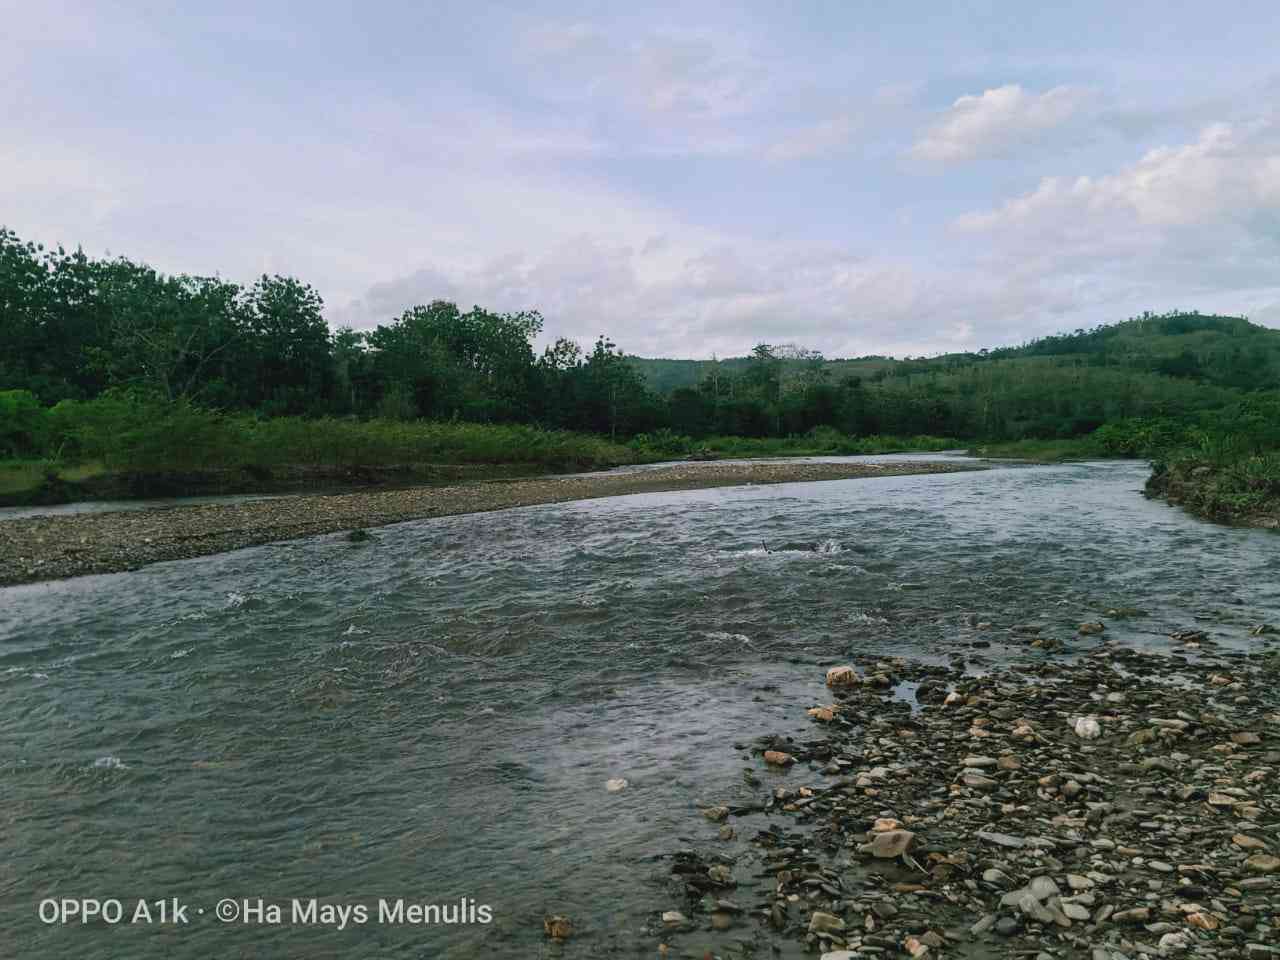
[4,0,1280,358]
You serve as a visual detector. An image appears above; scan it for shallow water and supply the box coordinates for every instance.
[0,491,293,520]
[4,458,1278,957]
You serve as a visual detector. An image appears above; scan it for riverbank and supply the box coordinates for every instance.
[0,459,980,586]
[654,640,1280,959]
[1145,458,1280,530]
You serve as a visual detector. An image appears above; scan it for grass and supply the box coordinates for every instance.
[0,459,107,499]
[965,437,1104,462]
[0,460,48,496]
[699,433,957,457]
[627,427,959,460]
[1,399,657,504]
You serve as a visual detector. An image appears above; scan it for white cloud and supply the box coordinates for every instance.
[944,116,1280,337]
[909,84,1094,163]
[956,118,1280,231]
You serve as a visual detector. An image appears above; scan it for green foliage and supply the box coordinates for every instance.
[5,225,1280,513]
[14,394,639,476]
[629,428,696,457]
[0,389,47,458]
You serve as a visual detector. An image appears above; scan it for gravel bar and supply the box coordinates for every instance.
[0,459,980,586]
[655,633,1280,959]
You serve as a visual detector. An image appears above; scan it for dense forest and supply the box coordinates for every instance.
[2,226,1279,518]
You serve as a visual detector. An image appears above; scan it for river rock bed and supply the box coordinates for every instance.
[652,641,1280,959]
[0,460,979,586]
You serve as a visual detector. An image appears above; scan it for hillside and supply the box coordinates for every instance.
[628,312,1280,395]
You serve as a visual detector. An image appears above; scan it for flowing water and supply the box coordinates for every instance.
[4,458,1279,958]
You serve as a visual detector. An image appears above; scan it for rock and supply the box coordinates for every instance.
[820,952,858,960]
[826,665,859,688]
[960,772,999,791]
[977,831,1025,848]
[707,864,734,885]
[808,910,846,933]
[808,706,837,722]
[1028,876,1060,900]
[661,910,686,925]
[1112,906,1151,923]
[970,913,997,934]
[701,805,729,822]
[994,916,1021,936]
[710,911,733,930]
[1186,911,1218,930]
[1158,931,1190,954]
[1234,834,1269,850]
[605,778,628,792]
[1074,717,1102,739]
[1245,854,1280,873]
[543,915,573,940]
[1079,622,1106,635]
[872,817,903,832]
[1062,902,1090,921]
[1066,874,1093,890]
[904,936,930,958]
[1233,731,1262,745]
[962,755,998,768]
[763,750,795,766]
[858,829,914,858]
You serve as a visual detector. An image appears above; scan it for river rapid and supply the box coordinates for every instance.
[4,457,1278,957]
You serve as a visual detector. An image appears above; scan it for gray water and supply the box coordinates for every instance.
[0,491,293,521]
[4,459,1279,958]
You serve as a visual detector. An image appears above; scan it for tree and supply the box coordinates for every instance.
[242,275,331,413]
[88,262,245,403]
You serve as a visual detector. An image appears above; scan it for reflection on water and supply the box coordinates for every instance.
[3,459,1278,957]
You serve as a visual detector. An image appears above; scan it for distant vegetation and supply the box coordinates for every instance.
[2,226,1278,521]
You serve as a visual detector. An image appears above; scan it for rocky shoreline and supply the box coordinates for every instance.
[646,633,1280,959]
[0,459,978,587]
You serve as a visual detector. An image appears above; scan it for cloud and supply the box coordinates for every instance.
[909,84,1095,163]
[946,116,1280,334]
[520,23,766,126]
[336,229,1079,360]
[956,118,1280,231]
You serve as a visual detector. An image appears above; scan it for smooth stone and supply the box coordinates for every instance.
[858,829,914,858]
[808,910,846,933]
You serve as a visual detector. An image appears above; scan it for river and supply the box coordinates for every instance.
[4,457,1278,957]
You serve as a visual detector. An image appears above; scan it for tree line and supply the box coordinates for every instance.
[4,228,1277,449]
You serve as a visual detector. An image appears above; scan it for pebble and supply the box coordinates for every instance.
[660,649,1280,960]
[826,665,859,688]
[1074,716,1102,739]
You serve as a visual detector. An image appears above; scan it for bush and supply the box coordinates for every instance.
[628,428,695,457]
[0,390,48,458]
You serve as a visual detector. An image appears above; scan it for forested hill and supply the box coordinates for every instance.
[628,312,1280,395]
